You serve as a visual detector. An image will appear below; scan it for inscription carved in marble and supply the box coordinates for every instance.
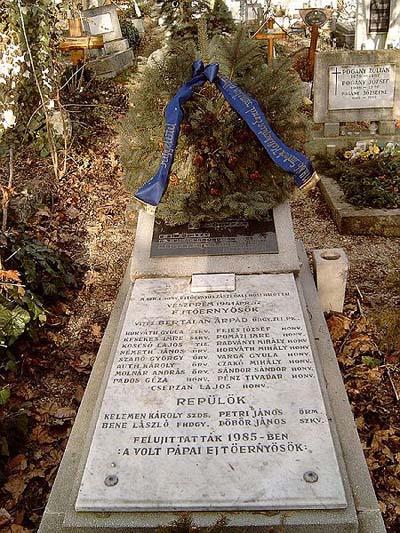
[76,274,346,512]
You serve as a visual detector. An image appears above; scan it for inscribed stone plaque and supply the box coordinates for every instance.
[86,13,113,35]
[328,63,395,110]
[76,274,346,511]
[369,0,391,33]
[150,215,278,257]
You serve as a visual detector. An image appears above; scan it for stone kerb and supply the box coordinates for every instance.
[313,50,400,126]
[37,244,386,532]
[319,176,400,236]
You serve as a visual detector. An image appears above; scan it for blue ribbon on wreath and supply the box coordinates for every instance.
[135,60,318,207]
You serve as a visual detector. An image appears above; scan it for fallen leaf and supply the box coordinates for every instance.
[31,426,59,445]
[0,508,12,528]
[73,384,84,403]
[70,352,95,372]
[66,206,80,220]
[53,407,76,420]
[7,454,27,473]
[0,270,22,283]
[35,207,51,218]
[327,313,352,342]
[3,476,27,499]
[342,333,376,358]
[91,323,102,340]
[26,467,47,480]
[11,525,31,533]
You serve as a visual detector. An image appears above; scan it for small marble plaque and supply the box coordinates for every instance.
[191,273,236,293]
[328,63,395,110]
[76,274,346,512]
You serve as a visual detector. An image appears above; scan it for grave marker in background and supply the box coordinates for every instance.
[81,4,134,78]
[313,49,400,137]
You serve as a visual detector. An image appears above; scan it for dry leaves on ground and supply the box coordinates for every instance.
[327,310,400,531]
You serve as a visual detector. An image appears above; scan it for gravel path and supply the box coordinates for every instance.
[291,188,400,313]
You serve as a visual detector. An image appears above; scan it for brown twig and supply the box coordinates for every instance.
[17,0,59,181]
[338,315,361,354]
[1,147,13,233]
[386,366,400,402]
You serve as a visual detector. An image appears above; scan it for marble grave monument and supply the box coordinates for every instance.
[39,204,385,532]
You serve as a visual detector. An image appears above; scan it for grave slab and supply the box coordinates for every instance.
[103,38,129,54]
[82,5,123,42]
[86,48,135,78]
[38,244,386,532]
[76,274,346,512]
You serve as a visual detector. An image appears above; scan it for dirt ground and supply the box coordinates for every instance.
[0,75,399,532]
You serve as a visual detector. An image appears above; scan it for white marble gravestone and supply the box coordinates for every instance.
[38,204,386,533]
[76,273,346,512]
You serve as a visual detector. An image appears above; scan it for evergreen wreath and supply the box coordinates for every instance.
[120,26,310,226]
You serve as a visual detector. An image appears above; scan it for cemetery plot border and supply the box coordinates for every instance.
[313,50,400,124]
[319,176,400,237]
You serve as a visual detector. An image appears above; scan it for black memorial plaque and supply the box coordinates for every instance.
[304,9,327,27]
[150,212,278,257]
[369,0,391,33]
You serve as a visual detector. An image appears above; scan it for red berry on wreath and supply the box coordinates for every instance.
[170,174,179,186]
[204,112,216,124]
[209,186,221,196]
[181,122,192,135]
[193,153,205,167]
[208,136,218,150]
[249,170,262,182]
[227,155,239,170]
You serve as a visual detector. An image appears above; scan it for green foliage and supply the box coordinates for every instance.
[9,233,76,297]
[208,0,236,37]
[315,142,400,209]
[121,21,141,49]
[0,388,10,406]
[0,231,76,353]
[361,355,382,368]
[120,27,309,225]
[0,285,46,348]
[0,0,67,155]
[160,0,235,43]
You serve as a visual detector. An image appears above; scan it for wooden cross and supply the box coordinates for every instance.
[253,18,287,62]
[59,18,103,66]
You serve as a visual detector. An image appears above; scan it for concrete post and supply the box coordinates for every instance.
[312,248,349,313]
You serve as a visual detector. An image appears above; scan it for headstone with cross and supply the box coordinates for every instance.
[313,49,400,138]
[80,3,135,78]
